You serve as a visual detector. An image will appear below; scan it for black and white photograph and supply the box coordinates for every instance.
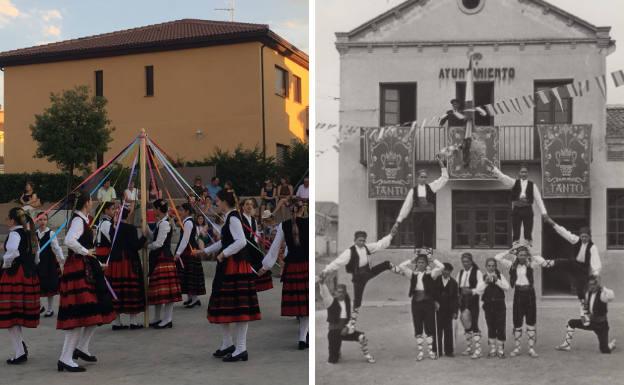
[315,1,624,384]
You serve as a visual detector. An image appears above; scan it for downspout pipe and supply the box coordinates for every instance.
[260,44,267,158]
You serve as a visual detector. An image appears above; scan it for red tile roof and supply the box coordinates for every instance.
[607,105,624,137]
[0,19,308,68]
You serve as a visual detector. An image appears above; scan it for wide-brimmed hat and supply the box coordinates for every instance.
[261,210,273,220]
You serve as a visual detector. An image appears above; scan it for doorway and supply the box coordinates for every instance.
[455,81,494,126]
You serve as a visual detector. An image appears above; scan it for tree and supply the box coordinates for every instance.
[30,85,114,195]
[278,139,309,188]
[206,146,277,196]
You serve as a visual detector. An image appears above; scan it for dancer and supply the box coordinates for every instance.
[175,203,206,308]
[474,258,510,359]
[488,162,547,246]
[36,212,65,317]
[556,275,616,354]
[433,262,458,357]
[241,198,273,291]
[106,208,146,330]
[94,202,115,264]
[392,156,448,251]
[1,208,40,364]
[439,99,470,167]
[260,197,309,350]
[495,246,553,358]
[544,216,601,316]
[320,228,396,333]
[199,190,261,362]
[145,199,182,329]
[456,253,484,358]
[57,192,115,372]
[318,277,375,364]
[395,253,444,360]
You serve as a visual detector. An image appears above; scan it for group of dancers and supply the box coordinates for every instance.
[1,189,309,371]
[319,160,616,364]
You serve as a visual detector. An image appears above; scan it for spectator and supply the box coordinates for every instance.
[97,180,117,203]
[195,213,214,249]
[20,181,41,216]
[260,179,278,215]
[149,182,162,201]
[273,176,293,214]
[295,177,309,201]
[124,180,139,222]
[199,188,212,212]
[192,176,204,198]
[206,176,222,203]
[224,180,239,208]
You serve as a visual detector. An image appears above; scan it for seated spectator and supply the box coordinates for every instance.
[260,179,278,215]
[20,181,41,216]
[192,176,204,198]
[97,179,117,203]
[295,177,309,202]
[149,183,162,201]
[206,176,222,203]
[273,176,293,214]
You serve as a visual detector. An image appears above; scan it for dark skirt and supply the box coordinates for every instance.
[39,253,61,296]
[95,246,111,264]
[57,254,116,330]
[248,244,273,292]
[281,261,308,317]
[207,257,261,324]
[177,247,206,296]
[105,252,145,314]
[255,270,274,292]
[0,265,40,328]
[148,251,182,305]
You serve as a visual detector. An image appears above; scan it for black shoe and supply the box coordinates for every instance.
[112,325,129,331]
[7,354,27,365]
[183,298,192,306]
[57,360,86,372]
[130,324,144,330]
[22,341,28,356]
[154,321,173,329]
[149,320,161,328]
[40,306,45,314]
[298,341,309,350]
[73,349,97,362]
[223,351,248,362]
[184,300,201,309]
[44,310,55,318]
[213,345,235,358]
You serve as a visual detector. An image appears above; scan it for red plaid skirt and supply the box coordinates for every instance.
[177,247,206,296]
[207,257,261,324]
[148,252,182,305]
[281,261,308,317]
[255,270,273,292]
[95,246,111,264]
[105,253,145,314]
[0,265,40,328]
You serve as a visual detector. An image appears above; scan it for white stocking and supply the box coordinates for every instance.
[298,316,309,342]
[153,304,162,321]
[220,324,233,350]
[8,326,24,358]
[234,322,249,355]
[60,329,81,367]
[46,296,54,312]
[129,314,138,325]
[77,326,97,355]
[160,303,174,325]
[113,315,122,326]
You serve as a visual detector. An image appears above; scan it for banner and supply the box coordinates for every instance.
[447,126,500,180]
[538,124,591,198]
[367,126,413,199]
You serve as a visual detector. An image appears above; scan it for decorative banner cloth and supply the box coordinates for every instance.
[367,126,413,199]
[447,126,500,180]
[538,124,591,198]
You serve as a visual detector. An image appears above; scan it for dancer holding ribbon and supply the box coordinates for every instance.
[241,198,273,292]
[35,211,65,318]
[175,203,206,309]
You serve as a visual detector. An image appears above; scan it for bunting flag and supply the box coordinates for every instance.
[522,95,534,109]
[537,90,549,104]
[510,98,523,114]
[566,82,580,98]
[577,79,589,96]
[612,69,624,87]
[501,100,512,113]
[495,102,506,114]
[595,75,607,98]
[484,104,497,116]
[551,87,564,111]
[377,127,385,140]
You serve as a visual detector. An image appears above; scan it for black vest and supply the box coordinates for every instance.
[511,179,534,203]
[509,261,534,288]
[152,218,173,256]
[345,245,370,274]
[412,184,436,206]
[220,211,244,260]
[176,217,198,252]
[241,214,262,265]
[327,294,351,324]
[69,214,94,257]
[482,272,505,303]
[96,217,112,248]
[3,227,36,277]
[587,289,608,318]
[458,267,479,289]
[37,229,55,263]
[573,240,593,269]
[282,217,309,263]
[408,271,435,298]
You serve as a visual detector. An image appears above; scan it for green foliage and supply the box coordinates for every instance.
[0,173,81,204]
[30,85,114,181]
[278,140,309,187]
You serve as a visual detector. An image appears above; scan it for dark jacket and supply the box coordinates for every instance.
[433,276,459,316]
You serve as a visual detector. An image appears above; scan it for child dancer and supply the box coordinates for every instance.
[1,208,40,364]
[433,263,458,357]
[396,253,444,360]
[475,258,510,359]
[319,277,375,364]
[94,202,115,264]
[456,253,484,358]
[36,212,65,317]
[240,198,273,291]
[175,203,206,308]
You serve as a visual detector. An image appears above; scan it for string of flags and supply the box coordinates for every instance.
[315,69,624,157]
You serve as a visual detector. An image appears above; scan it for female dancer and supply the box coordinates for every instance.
[1,208,40,364]
[36,212,65,317]
[57,192,115,372]
[241,198,273,291]
[260,197,309,350]
[94,202,115,264]
[106,208,146,330]
[198,190,261,362]
[475,258,510,359]
[145,199,182,329]
[175,203,206,308]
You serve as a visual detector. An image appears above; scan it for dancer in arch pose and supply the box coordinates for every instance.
[35,212,65,318]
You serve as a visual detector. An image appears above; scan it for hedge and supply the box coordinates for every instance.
[0,173,81,204]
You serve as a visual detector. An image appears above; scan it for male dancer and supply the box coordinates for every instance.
[320,228,397,332]
[392,156,448,252]
[433,263,458,357]
[556,275,616,354]
[456,253,484,359]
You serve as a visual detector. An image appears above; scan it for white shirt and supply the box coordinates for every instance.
[36,227,65,262]
[553,224,602,275]
[65,211,91,256]
[175,216,195,256]
[397,259,445,284]
[96,216,112,244]
[475,273,510,295]
[2,226,23,267]
[97,187,117,202]
[296,185,309,199]
[456,268,484,289]
[441,276,450,287]
[492,167,547,215]
[396,168,449,223]
[242,213,261,241]
[147,216,171,250]
[494,251,550,286]
[202,210,247,258]
[323,234,393,274]
[124,188,138,201]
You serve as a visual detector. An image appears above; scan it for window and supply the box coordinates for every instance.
[145,66,154,96]
[275,66,289,98]
[535,80,572,124]
[293,75,302,103]
[276,143,289,165]
[453,190,511,248]
[608,189,624,249]
[456,81,494,126]
[95,70,103,97]
[380,83,417,126]
[377,200,435,248]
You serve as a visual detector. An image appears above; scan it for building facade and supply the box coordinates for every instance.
[336,0,624,298]
[0,19,308,173]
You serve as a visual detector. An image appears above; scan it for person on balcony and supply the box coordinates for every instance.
[439,99,471,168]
